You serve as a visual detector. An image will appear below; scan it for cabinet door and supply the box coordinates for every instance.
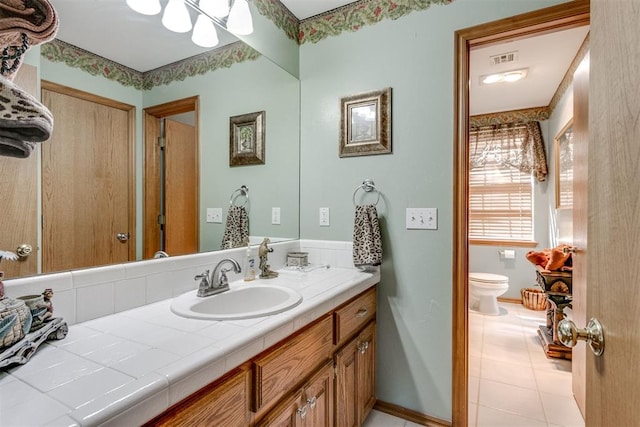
[256,391,304,427]
[147,366,250,426]
[335,337,358,427]
[357,322,376,423]
[303,361,334,427]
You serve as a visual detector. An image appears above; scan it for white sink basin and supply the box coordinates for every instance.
[171,284,303,320]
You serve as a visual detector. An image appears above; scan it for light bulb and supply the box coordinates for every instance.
[503,71,523,82]
[126,0,161,15]
[226,0,253,35]
[162,0,192,33]
[482,74,502,85]
[199,0,229,18]
[192,14,219,48]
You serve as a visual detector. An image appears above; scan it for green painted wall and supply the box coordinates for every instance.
[298,0,567,419]
[143,56,300,252]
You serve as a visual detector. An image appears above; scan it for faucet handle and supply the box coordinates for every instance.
[195,270,210,282]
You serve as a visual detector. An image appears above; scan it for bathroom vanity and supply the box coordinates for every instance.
[145,286,377,426]
[0,262,378,426]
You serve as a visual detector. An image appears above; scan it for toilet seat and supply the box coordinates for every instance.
[469,272,508,284]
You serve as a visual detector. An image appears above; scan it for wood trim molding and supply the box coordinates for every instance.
[497,297,523,304]
[452,2,590,426]
[374,400,450,427]
[144,96,199,117]
[41,81,135,111]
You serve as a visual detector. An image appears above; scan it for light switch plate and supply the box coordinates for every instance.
[406,208,438,230]
[272,207,281,225]
[206,208,222,223]
[319,207,330,226]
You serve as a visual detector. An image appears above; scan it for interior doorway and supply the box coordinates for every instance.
[452,2,590,425]
[143,96,200,259]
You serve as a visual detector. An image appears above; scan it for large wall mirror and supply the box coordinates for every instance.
[0,0,300,279]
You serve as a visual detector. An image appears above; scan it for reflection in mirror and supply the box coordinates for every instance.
[0,1,300,279]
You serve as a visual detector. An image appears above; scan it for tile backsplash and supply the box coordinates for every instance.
[3,240,354,326]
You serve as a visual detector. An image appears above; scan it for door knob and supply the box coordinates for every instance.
[557,317,605,356]
[116,233,130,242]
[562,246,578,254]
[16,244,32,258]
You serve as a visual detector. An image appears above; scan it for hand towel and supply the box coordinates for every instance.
[0,73,53,158]
[0,0,59,80]
[353,204,382,267]
[221,205,249,250]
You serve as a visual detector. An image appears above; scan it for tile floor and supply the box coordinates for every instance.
[363,302,585,427]
[469,302,584,427]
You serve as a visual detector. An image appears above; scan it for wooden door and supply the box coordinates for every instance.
[165,118,197,256]
[586,2,640,424]
[357,322,376,424]
[303,361,334,427]
[571,52,589,416]
[0,64,38,278]
[41,83,135,273]
[335,336,358,427]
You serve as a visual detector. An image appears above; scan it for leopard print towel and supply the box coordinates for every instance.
[353,204,382,267]
[221,205,249,249]
[0,73,53,158]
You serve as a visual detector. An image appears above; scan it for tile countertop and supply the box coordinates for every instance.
[0,267,379,427]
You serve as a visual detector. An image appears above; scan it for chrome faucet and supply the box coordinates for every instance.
[195,258,242,297]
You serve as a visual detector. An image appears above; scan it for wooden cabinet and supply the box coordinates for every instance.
[146,286,376,427]
[145,365,251,426]
[253,315,333,414]
[257,361,334,427]
[335,321,376,427]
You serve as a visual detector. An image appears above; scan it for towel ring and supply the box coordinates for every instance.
[352,179,381,206]
[230,185,249,207]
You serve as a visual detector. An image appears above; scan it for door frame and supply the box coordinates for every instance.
[143,96,200,259]
[451,2,590,425]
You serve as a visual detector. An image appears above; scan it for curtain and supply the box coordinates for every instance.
[470,121,547,182]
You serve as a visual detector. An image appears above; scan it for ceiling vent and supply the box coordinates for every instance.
[490,51,519,66]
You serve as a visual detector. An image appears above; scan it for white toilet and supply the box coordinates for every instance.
[469,272,509,315]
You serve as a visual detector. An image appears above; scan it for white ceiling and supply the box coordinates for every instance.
[49,1,588,114]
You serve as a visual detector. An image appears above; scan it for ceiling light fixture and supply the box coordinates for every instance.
[126,0,161,15]
[226,0,253,35]
[192,13,220,48]
[480,68,529,85]
[127,0,253,49]
[162,0,193,33]
[199,0,230,18]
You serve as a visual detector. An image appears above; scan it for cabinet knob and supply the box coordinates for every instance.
[356,307,368,318]
[307,396,317,409]
[297,406,307,419]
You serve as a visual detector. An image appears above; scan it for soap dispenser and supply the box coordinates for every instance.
[244,242,256,281]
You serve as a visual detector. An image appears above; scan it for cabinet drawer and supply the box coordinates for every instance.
[334,287,376,346]
[253,315,333,412]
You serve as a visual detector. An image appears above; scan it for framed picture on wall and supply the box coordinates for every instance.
[339,87,392,157]
[229,110,265,166]
[554,119,573,208]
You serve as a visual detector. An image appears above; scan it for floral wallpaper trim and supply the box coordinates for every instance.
[41,39,145,90]
[142,42,261,90]
[41,40,261,91]
[253,0,300,43]
[298,0,453,45]
[548,33,589,115]
[470,107,550,128]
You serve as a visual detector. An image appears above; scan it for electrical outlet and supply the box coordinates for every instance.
[406,208,438,230]
[206,208,222,223]
[272,207,281,225]
[319,207,330,226]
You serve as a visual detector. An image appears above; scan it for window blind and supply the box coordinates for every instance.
[469,125,534,242]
